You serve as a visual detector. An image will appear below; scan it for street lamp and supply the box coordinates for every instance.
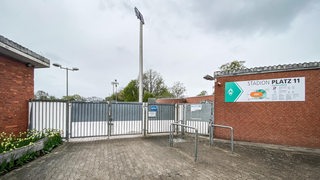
[111,79,119,101]
[134,7,144,103]
[53,63,79,97]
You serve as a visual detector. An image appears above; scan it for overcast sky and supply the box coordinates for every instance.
[1,0,319,99]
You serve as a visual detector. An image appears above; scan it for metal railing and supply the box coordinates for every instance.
[169,123,199,162]
[209,123,234,152]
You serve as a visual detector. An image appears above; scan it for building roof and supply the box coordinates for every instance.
[0,35,50,68]
[214,61,320,78]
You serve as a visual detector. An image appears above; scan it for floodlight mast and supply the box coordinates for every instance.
[134,7,144,103]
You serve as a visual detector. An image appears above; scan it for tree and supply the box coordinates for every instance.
[219,60,246,71]
[112,70,182,102]
[121,80,139,102]
[86,96,104,102]
[197,90,208,96]
[62,94,85,101]
[34,90,57,100]
[170,82,186,98]
[142,69,170,97]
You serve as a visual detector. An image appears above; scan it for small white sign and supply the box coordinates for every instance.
[191,104,202,112]
[148,111,156,117]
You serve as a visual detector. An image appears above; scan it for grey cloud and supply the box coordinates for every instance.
[187,0,318,35]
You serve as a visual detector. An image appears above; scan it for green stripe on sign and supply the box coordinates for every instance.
[225,82,243,102]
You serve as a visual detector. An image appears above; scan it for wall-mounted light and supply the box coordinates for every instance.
[26,63,33,67]
[203,74,214,81]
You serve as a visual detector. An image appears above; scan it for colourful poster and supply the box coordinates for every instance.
[225,77,305,102]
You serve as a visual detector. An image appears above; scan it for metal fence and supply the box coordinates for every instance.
[29,100,67,138]
[28,100,213,139]
[184,103,213,135]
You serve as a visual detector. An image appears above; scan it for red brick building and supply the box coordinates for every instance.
[156,95,214,104]
[0,35,50,134]
[213,62,320,148]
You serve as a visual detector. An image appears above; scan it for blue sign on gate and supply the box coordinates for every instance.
[150,105,158,112]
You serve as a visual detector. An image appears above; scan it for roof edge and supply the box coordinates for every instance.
[214,61,320,78]
[0,35,50,68]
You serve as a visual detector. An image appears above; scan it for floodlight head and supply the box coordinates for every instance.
[52,63,61,67]
[203,74,214,81]
[72,67,79,71]
[134,7,145,24]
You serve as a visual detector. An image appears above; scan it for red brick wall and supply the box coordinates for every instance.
[156,98,186,104]
[185,95,214,104]
[0,55,34,134]
[156,95,214,104]
[214,69,320,148]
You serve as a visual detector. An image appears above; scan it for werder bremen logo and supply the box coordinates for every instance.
[225,82,243,102]
[228,88,234,96]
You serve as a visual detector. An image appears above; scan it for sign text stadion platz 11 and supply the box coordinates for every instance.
[225,77,305,102]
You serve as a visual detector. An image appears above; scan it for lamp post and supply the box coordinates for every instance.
[134,7,144,103]
[52,63,79,97]
[111,79,119,101]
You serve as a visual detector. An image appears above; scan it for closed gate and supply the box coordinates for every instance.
[70,102,109,138]
[147,104,176,134]
[111,102,143,135]
[28,100,213,139]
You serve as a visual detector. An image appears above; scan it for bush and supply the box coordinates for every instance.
[0,129,62,175]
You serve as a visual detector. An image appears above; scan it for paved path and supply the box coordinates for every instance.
[1,136,320,179]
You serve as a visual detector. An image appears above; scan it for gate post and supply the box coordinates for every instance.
[182,104,186,135]
[143,103,147,137]
[107,101,112,139]
[175,104,179,134]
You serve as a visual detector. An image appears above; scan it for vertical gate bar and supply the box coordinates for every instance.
[75,102,77,137]
[169,124,172,146]
[97,103,100,136]
[65,101,69,141]
[146,103,149,134]
[143,103,146,136]
[40,101,43,131]
[91,103,94,136]
[83,102,86,137]
[89,103,92,137]
[85,103,88,137]
[125,103,127,135]
[104,102,106,136]
[88,102,90,136]
[107,102,111,138]
[57,102,60,133]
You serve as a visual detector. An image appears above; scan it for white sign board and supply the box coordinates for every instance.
[148,111,156,117]
[225,77,305,102]
[191,104,202,111]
